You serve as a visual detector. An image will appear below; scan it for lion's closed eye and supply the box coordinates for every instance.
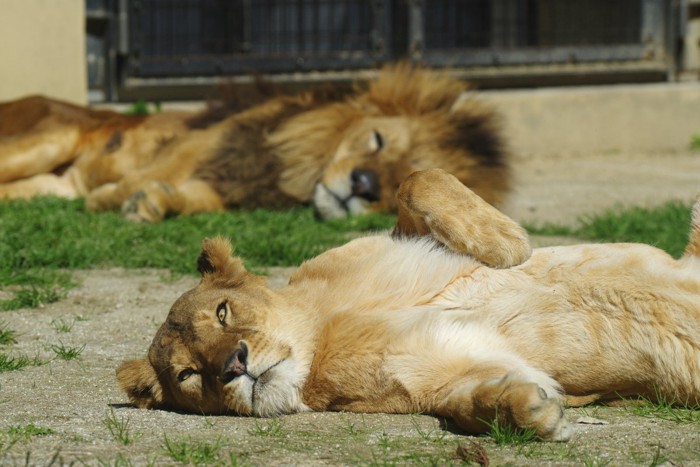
[369,130,384,153]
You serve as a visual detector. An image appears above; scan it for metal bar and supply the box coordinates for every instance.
[408,0,424,60]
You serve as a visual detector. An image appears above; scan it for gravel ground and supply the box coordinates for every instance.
[1,150,699,466]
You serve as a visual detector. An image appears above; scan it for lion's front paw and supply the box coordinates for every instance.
[462,373,571,442]
[526,387,572,441]
[494,377,571,442]
[121,181,176,223]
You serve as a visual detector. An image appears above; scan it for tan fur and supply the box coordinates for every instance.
[117,169,700,441]
[0,64,508,221]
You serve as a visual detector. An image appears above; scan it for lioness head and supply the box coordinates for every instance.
[116,237,310,415]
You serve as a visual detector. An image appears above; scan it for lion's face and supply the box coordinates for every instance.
[116,238,310,416]
[313,116,424,220]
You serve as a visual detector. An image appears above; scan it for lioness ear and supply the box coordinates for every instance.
[116,358,164,409]
[196,236,249,286]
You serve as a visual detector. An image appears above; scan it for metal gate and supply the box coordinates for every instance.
[88,0,676,100]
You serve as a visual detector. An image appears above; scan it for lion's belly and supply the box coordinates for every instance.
[302,242,700,411]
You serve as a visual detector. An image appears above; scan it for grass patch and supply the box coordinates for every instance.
[103,408,141,445]
[0,423,55,454]
[161,435,224,465]
[0,353,45,373]
[409,415,446,443]
[480,415,537,446]
[0,271,73,311]
[527,200,692,258]
[690,134,700,152]
[248,418,287,437]
[48,342,85,361]
[51,317,75,333]
[0,322,17,346]
[7,423,55,441]
[626,393,700,424]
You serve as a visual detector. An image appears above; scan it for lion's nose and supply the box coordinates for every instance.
[351,169,380,202]
[220,345,248,384]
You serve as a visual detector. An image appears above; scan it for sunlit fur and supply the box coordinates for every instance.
[0,64,508,222]
[117,169,700,441]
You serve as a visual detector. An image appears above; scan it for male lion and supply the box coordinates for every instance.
[0,64,508,222]
[117,169,700,441]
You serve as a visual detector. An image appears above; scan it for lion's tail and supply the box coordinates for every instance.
[683,191,700,258]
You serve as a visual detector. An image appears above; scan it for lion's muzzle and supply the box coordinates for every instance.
[350,168,380,202]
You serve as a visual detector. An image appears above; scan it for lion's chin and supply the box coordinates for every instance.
[313,183,370,220]
[224,359,310,417]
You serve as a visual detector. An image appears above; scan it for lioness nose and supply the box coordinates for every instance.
[351,169,380,202]
[220,346,248,383]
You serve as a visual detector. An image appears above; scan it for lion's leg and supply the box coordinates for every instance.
[392,168,530,268]
[120,179,224,223]
[0,172,80,200]
[85,173,158,212]
[435,371,571,441]
[0,127,81,183]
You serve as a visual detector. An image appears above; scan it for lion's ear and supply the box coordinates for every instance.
[196,236,249,287]
[116,359,164,409]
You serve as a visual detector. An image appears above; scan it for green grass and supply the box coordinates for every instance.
[626,393,700,424]
[0,353,45,373]
[0,423,55,454]
[48,342,85,361]
[690,133,700,152]
[527,200,692,258]
[409,415,447,443]
[6,423,55,441]
[0,322,17,345]
[248,418,287,437]
[0,272,72,311]
[480,414,538,445]
[51,318,74,333]
[161,436,224,465]
[103,408,141,445]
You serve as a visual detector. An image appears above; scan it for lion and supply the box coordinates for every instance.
[117,168,700,441]
[0,64,509,221]
[0,95,192,200]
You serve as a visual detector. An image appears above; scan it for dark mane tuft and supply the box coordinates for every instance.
[447,111,506,168]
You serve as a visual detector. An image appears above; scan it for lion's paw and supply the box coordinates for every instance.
[501,379,572,442]
[121,188,165,223]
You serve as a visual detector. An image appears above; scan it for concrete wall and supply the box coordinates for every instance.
[0,0,87,105]
[483,82,700,156]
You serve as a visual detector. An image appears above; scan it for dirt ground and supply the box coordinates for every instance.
[1,150,700,466]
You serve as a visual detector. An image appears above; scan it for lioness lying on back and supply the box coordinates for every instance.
[117,169,700,441]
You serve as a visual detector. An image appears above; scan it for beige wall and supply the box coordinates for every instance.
[0,0,86,105]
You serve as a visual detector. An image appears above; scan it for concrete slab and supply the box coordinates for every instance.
[482,82,700,156]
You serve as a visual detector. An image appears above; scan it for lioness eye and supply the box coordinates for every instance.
[216,302,228,325]
[177,369,195,382]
